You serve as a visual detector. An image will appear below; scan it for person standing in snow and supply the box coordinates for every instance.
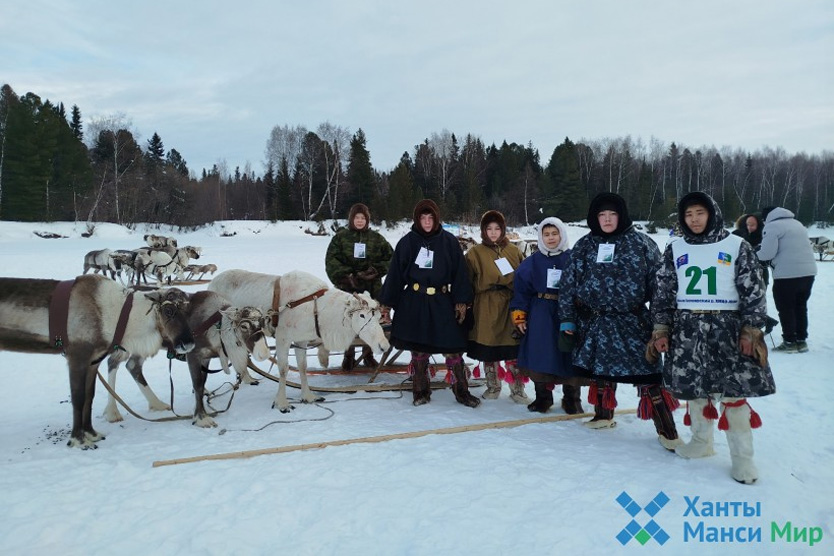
[465,210,529,403]
[731,212,769,287]
[325,203,394,370]
[379,199,480,408]
[756,206,817,353]
[558,192,680,449]
[650,192,775,484]
[510,216,583,414]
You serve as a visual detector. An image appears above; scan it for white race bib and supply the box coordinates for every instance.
[354,242,366,259]
[414,247,434,269]
[494,257,514,276]
[672,235,741,310]
[547,268,562,288]
[596,243,615,263]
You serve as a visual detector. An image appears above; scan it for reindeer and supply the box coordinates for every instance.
[83,249,120,280]
[144,234,177,249]
[209,269,389,412]
[0,275,194,448]
[103,290,270,427]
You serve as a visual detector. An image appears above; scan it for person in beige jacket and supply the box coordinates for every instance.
[465,210,528,403]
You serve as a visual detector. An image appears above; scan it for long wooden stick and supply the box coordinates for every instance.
[152,408,637,468]
[247,360,457,393]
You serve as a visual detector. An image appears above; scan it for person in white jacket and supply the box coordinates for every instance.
[756,206,817,353]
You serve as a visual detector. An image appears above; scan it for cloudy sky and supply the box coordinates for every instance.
[3,0,832,176]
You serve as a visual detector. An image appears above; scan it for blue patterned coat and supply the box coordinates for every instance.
[559,227,662,383]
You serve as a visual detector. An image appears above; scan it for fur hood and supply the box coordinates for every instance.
[587,192,633,238]
[411,199,442,237]
[678,191,728,244]
[479,210,508,247]
[348,203,371,231]
[537,217,570,255]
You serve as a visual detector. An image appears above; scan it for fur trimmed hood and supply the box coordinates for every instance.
[479,210,508,247]
[348,203,371,231]
[537,217,570,255]
[412,199,442,237]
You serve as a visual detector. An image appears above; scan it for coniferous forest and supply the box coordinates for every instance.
[2,83,832,229]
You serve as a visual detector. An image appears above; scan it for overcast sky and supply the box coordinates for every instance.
[3,0,832,177]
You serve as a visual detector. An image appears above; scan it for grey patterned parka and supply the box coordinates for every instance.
[559,193,663,384]
[652,192,776,400]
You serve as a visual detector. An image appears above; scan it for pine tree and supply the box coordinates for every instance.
[166,149,189,177]
[344,128,376,212]
[70,105,83,141]
[544,137,586,222]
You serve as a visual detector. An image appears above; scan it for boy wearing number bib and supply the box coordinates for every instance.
[650,192,775,484]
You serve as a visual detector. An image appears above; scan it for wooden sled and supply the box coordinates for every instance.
[248,359,485,394]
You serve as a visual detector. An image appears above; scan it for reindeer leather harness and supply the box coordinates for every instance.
[49,279,135,365]
[270,277,328,339]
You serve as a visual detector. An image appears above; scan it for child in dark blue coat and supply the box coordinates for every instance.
[510,217,583,413]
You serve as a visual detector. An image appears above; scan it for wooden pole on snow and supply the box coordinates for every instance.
[152,408,637,468]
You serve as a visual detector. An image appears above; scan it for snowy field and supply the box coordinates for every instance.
[0,218,832,555]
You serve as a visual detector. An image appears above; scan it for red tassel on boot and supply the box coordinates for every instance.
[473,364,481,379]
[602,384,618,410]
[703,398,719,420]
[749,404,763,429]
[587,382,599,405]
[717,398,762,430]
[497,364,507,382]
[661,389,681,411]
[683,403,691,426]
[637,387,653,420]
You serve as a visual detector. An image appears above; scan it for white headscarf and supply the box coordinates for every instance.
[537,217,570,255]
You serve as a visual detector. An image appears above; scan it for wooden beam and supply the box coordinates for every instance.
[152,409,636,468]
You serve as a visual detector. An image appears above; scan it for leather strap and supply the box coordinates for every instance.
[49,279,76,351]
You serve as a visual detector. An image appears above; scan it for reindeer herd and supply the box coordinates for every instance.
[83,233,216,286]
[0,233,389,449]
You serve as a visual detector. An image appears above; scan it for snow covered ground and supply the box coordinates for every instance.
[0,218,832,555]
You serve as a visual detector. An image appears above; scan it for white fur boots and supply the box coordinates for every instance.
[675,398,717,459]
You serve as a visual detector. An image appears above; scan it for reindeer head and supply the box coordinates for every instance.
[346,292,389,354]
[144,288,194,354]
[220,306,270,361]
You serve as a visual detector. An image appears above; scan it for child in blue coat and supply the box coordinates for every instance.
[510,217,583,413]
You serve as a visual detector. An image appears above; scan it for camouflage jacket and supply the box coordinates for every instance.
[325,227,393,299]
[652,196,775,400]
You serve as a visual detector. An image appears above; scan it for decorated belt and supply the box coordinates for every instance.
[537,293,559,301]
[411,283,449,295]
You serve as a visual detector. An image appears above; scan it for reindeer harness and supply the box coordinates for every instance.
[270,277,328,339]
[49,279,136,365]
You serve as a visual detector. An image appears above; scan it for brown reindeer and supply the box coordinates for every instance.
[0,275,195,448]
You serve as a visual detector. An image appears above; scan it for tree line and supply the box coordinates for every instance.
[2,83,833,230]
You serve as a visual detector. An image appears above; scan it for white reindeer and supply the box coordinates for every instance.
[209,269,390,412]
